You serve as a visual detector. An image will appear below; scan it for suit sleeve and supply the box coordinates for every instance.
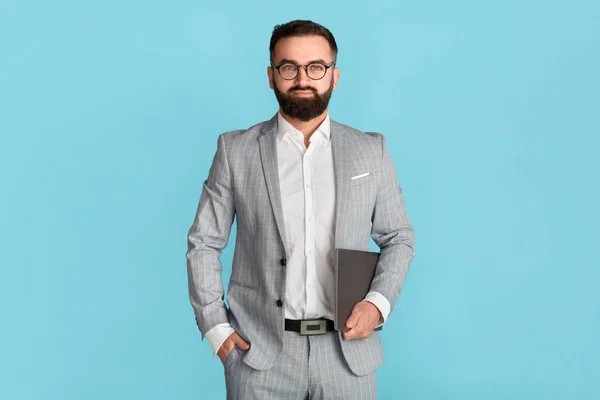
[369,134,416,315]
[186,134,235,338]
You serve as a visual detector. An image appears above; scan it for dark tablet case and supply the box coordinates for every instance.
[334,248,380,331]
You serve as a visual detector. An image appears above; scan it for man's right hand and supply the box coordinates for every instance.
[218,332,250,365]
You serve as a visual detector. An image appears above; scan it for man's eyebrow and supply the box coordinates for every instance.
[276,58,330,65]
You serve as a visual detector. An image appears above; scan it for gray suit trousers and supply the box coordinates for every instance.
[223,331,377,400]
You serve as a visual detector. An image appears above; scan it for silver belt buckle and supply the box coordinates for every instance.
[300,319,327,335]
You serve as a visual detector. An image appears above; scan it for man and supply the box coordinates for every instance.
[187,20,415,399]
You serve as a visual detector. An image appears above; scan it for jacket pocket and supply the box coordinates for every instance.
[350,173,372,186]
[228,279,259,291]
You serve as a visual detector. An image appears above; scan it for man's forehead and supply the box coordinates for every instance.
[273,35,333,62]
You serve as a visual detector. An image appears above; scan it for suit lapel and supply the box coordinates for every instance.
[331,119,354,249]
[258,114,289,255]
[258,115,356,253]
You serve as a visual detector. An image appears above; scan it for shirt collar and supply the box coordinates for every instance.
[276,112,331,142]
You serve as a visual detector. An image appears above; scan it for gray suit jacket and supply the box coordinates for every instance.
[187,113,415,376]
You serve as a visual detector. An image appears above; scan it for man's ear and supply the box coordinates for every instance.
[267,66,274,89]
[333,67,340,90]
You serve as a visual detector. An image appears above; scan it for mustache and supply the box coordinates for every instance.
[289,86,317,94]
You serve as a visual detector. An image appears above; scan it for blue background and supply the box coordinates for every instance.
[1,0,599,399]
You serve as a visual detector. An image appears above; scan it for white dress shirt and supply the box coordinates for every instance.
[204,112,390,356]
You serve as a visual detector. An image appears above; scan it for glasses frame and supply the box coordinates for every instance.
[270,60,337,81]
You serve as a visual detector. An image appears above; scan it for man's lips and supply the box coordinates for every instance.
[292,90,315,97]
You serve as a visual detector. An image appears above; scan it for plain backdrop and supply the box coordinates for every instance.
[1,0,599,399]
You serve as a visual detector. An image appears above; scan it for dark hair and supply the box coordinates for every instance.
[269,20,338,61]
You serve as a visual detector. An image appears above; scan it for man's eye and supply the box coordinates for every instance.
[281,65,297,72]
[309,64,325,72]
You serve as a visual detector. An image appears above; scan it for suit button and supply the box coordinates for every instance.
[280,258,287,266]
[276,299,283,307]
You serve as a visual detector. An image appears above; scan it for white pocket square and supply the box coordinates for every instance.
[350,172,370,180]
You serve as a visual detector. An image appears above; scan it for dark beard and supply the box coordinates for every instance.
[273,78,334,122]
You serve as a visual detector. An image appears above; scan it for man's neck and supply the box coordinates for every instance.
[279,109,328,139]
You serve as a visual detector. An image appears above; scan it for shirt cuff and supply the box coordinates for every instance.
[364,291,391,328]
[204,323,235,358]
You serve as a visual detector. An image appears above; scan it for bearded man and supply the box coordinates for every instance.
[186,19,415,400]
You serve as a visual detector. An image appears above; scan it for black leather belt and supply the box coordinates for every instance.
[285,318,335,335]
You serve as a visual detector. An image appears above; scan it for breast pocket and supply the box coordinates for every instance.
[348,172,377,208]
[349,172,372,187]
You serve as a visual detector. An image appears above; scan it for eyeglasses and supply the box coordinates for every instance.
[270,60,336,80]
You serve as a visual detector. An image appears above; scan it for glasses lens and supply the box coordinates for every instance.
[307,63,327,80]
[279,63,298,80]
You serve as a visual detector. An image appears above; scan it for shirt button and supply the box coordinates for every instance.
[280,258,287,266]
[276,299,283,307]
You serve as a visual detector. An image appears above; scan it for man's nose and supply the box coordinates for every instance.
[294,66,312,86]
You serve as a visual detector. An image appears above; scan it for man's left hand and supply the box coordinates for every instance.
[342,301,382,340]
